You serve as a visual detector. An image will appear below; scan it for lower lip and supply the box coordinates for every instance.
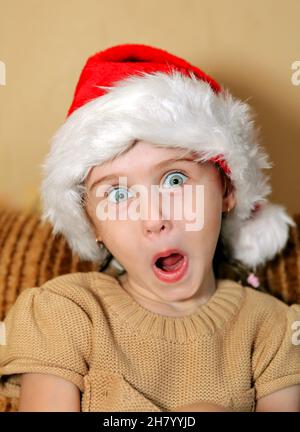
[152,255,189,283]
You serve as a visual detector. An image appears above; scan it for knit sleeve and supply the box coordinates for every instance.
[252,302,300,400]
[0,284,92,399]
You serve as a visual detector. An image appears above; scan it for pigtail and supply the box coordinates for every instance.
[213,233,268,293]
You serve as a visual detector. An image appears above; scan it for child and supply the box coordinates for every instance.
[0,43,299,412]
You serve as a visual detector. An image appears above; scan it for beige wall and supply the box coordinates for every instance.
[0,0,299,215]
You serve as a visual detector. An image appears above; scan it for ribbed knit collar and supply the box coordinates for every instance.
[91,272,246,342]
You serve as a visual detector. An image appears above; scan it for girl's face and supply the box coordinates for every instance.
[84,140,235,311]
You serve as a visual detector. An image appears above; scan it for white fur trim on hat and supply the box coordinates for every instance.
[39,70,294,267]
[221,201,295,269]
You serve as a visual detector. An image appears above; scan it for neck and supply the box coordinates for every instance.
[117,268,217,318]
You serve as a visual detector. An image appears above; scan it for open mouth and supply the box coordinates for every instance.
[155,253,185,272]
[152,249,189,283]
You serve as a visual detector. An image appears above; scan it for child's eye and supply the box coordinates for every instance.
[162,171,188,188]
[106,171,188,204]
[107,187,134,204]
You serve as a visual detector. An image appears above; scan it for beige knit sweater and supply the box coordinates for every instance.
[0,271,300,412]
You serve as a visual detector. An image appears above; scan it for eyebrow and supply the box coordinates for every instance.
[88,157,196,191]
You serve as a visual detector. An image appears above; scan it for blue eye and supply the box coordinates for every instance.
[163,171,188,188]
[106,171,188,204]
[107,187,134,204]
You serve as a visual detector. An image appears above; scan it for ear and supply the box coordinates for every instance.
[222,178,236,213]
[222,189,236,213]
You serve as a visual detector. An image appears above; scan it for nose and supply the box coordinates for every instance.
[143,220,171,237]
[141,188,172,238]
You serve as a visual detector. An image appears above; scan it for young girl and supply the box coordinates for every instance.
[0,43,299,412]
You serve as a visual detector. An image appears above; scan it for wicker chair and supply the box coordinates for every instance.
[0,203,299,412]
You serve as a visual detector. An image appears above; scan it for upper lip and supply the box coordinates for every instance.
[151,248,187,267]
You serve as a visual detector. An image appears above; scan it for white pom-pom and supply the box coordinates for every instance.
[221,202,295,269]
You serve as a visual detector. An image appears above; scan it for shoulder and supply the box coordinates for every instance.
[39,270,107,296]
[222,279,300,340]
[40,270,117,291]
[0,273,111,394]
[20,271,118,310]
[1,272,118,357]
[237,283,300,347]
[242,283,289,310]
[3,271,117,338]
[240,284,290,325]
[220,279,290,322]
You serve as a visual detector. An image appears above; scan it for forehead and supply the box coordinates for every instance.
[85,140,197,184]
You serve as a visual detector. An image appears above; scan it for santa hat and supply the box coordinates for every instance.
[40,43,295,270]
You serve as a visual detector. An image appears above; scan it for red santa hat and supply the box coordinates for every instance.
[40,43,295,270]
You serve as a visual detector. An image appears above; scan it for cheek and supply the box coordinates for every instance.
[178,182,222,233]
[203,182,223,226]
[202,209,222,252]
[101,221,126,243]
[182,185,222,253]
[100,220,137,258]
